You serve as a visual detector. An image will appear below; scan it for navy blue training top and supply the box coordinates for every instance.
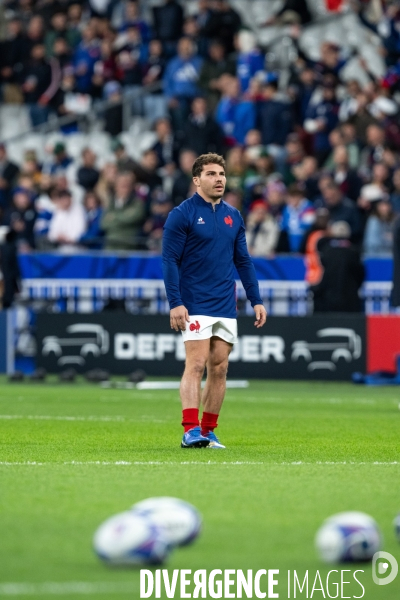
[162,192,263,318]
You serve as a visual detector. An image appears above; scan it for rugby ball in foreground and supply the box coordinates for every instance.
[315,511,382,563]
[93,511,170,565]
[131,497,202,547]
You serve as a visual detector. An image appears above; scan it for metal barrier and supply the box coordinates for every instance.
[20,278,395,315]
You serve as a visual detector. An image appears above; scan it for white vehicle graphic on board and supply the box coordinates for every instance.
[291,328,361,371]
[42,324,109,366]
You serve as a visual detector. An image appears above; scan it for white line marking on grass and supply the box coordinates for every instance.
[0,415,169,424]
[0,582,135,596]
[0,461,399,467]
[0,460,264,466]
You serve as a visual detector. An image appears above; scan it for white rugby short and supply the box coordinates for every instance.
[181,315,238,344]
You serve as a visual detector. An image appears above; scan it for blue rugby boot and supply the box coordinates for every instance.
[181,426,210,448]
[204,431,226,449]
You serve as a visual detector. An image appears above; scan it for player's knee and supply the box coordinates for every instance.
[208,360,228,379]
[185,359,206,378]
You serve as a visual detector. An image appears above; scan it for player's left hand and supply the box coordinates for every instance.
[253,304,267,328]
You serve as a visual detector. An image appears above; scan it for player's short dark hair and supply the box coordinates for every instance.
[192,153,226,178]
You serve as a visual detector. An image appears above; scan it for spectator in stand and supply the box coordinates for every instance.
[0,144,19,210]
[304,80,340,166]
[201,0,242,54]
[245,200,279,257]
[301,207,329,286]
[198,39,236,111]
[330,145,363,202]
[292,155,320,201]
[266,180,286,223]
[101,171,145,250]
[363,198,395,255]
[359,124,386,176]
[91,39,122,99]
[142,190,173,252]
[263,0,312,25]
[278,183,315,252]
[44,11,80,58]
[313,221,364,312]
[0,187,37,308]
[236,30,265,93]
[391,168,400,213]
[119,1,151,44]
[290,66,318,126]
[52,37,72,72]
[79,191,104,249]
[73,23,101,94]
[47,189,86,248]
[116,24,147,105]
[96,162,117,208]
[256,78,293,173]
[103,80,123,137]
[178,96,224,156]
[139,149,163,192]
[216,75,255,145]
[3,188,37,251]
[77,148,100,192]
[142,39,168,122]
[152,0,184,58]
[152,118,179,168]
[25,15,45,57]
[21,43,61,126]
[163,37,203,133]
[0,18,26,94]
[171,149,197,206]
[317,176,362,241]
[34,173,54,246]
[44,142,73,176]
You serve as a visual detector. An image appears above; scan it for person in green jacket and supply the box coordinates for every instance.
[101,171,146,250]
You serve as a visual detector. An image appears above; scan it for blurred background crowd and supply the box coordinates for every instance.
[0,0,400,308]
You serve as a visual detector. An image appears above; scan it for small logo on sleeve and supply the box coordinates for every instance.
[197,217,205,224]
[224,215,233,227]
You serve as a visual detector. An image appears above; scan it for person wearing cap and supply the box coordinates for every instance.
[47,142,73,175]
[245,200,279,257]
[312,221,365,312]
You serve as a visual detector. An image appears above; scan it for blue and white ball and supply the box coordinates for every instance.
[93,511,170,565]
[315,511,382,563]
[131,497,202,547]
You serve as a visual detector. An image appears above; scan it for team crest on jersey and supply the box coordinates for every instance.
[224,215,233,227]
[197,217,205,224]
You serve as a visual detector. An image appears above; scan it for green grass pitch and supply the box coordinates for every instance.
[0,378,400,599]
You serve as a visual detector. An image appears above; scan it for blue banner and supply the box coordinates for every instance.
[18,253,393,282]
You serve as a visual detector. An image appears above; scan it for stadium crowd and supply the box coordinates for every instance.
[1,0,400,307]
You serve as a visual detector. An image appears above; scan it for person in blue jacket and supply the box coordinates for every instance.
[162,153,267,449]
[163,37,203,132]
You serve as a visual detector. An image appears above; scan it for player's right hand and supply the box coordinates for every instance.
[170,306,190,331]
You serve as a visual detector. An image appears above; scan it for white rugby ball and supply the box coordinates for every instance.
[315,511,382,563]
[131,497,202,547]
[93,511,170,565]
